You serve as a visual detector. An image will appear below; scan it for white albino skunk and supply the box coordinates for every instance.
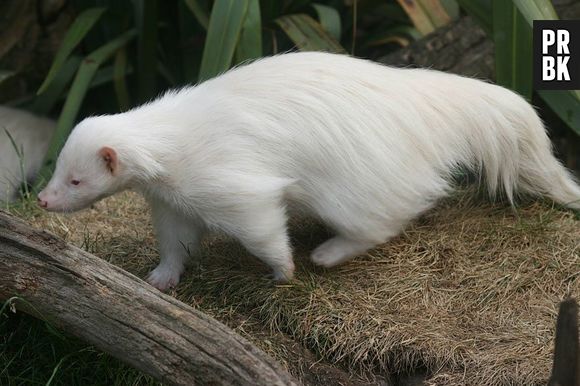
[0,106,55,202]
[38,52,580,291]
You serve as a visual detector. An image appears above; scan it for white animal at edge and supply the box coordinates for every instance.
[0,106,55,202]
[37,52,580,291]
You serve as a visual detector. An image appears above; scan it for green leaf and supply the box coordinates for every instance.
[235,0,262,63]
[134,0,158,102]
[36,30,137,190]
[29,57,82,115]
[113,48,131,111]
[275,14,346,53]
[199,0,249,81]
[312,3,342,41]
[512,0,557,27]
[37,7,106,94]
[539,90,580,137]
[183,0,210,29]
[492,0,533,100]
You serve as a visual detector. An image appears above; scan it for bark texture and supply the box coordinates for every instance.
[379,0,580,78]
[0,210,298,386]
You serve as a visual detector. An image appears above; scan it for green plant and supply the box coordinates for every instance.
[4,129,31,201]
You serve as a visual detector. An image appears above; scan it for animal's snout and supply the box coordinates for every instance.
[37,191,49,209]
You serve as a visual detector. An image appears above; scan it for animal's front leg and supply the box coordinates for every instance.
[147,200,202,291]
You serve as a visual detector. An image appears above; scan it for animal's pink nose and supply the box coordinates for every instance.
[37,197,48,208]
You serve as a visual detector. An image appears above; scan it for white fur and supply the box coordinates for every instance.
[0,106,55,202]
[38,52,580,291]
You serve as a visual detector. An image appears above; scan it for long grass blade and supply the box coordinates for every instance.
[113,48,131,111]
[275,14,346,53]
[183,0,210,29]
[36,31,137,189]
[37,7,106,94]
[199,0,249,81]
[312,3,342,41]
[235,0,262,64]
[29,57,81,115]
[492,0,533,100]
[513,0,557,27]
[85,66,133,94]
[4,129,29,198]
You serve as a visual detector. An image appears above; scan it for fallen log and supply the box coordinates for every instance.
[0,210,298,386]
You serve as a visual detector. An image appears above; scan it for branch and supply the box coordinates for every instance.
[0,210,298,386]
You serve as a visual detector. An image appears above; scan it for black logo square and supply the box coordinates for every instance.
[533,20,580,90]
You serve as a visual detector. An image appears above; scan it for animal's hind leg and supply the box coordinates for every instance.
[310,201,405,267]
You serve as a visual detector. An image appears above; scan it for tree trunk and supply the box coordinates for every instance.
[0,210,298,386]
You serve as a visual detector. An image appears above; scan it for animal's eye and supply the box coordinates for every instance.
[71,179,80,186]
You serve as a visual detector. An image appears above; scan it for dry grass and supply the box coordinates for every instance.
[10,188,579,385]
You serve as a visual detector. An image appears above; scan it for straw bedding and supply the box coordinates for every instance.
[12,188,579,385]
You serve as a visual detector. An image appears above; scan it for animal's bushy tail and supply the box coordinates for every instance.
[515,109,580,210]
[472,91,580,210]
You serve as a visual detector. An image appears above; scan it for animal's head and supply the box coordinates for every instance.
[37,117,127,212]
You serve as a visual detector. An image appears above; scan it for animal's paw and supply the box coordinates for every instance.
[311,236,370,268]
[268,262,295,283]
[146,265,182,292]
[311,245,343,268]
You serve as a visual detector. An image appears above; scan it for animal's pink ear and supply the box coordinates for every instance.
[99,146,118,174]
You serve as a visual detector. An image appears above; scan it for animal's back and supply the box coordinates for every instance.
[183,53,536,226]
[127,52,578,216]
